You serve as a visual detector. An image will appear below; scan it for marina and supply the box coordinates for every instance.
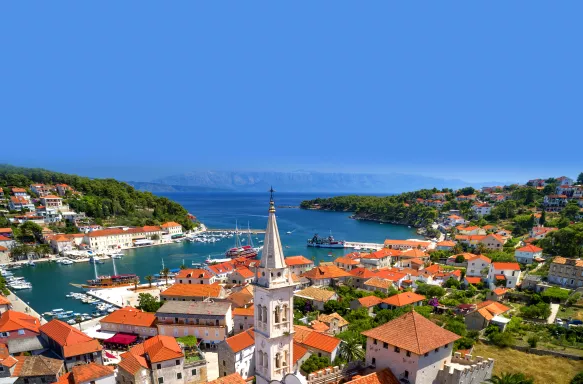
[4,192,421,316]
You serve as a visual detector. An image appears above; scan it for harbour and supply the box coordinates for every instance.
[4,192,421,317]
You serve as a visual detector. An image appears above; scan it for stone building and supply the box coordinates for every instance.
[218,329,255,379]
[548,257,583,288]
[232,306,254,334]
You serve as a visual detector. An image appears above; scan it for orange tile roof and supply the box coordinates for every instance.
[349,267,379,279]
[318,313,349,328]
[41,195,62,200]
[495,274,506,280]
[233,305,254,317]
[11,355,63,377]
[468,254,491,263]
[362,311,460,354]
[465,277,482,284]
[476,301,510,320]
[310,320,330,332]
[0,310,40,333]
[0,228,13,233]
[295,286,337,302]
[161,283,223,298]
[209,373,246,384]
[285,255,314,266]
[293,342,308,365]
[361,249,401,259]
[436,240,456,247]
[100,307,156,327]
[335,257,360,265]
[293,325,314,343]
[299,330,341,353]
[552,256,583,267]
[161,221,181,228]
[207,261,236,275]
[226,329,255,353]
[70,363,114,383]
[358,296,383,308]
[517,244,543,253]
[0,236,11,242]
[39,320,102,358]
[382,292,425,307]
[492,288,508,295]
[492,262,521,271]
[364,277,393,290]
[302,265,352,280]
[128,335,183,363]
[11,188,26,193]
[447,253,475,262]
[345,369,400,384]
[0,296,10,306]
[383,239,431,248]
[227,286,254,308]
[176,268,214,279]
[234,267,255,279]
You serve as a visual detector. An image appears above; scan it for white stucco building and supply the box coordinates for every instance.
[514,244,543,264]
[487,262,521,289]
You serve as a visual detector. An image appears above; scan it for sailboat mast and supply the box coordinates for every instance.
[93,261,98,280]
[248,221,254,248]
[235,221,240,248]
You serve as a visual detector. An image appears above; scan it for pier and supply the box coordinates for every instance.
[205,228,266,234]
[344,241,384,250]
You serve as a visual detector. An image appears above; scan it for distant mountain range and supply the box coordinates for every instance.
[136,171,514,193]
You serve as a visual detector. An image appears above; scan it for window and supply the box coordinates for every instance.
[191,369,197,375]
[240,324,243,330]
[24,380,29,384]
[393,346,399,352]
[404,371,409,378]
[223,361,226,366]
[176,360,180,366]
[90,382,95,384]
[18,329,25,335]
[372,357,376,366]
[158,379,164,384]
[318,353,322,357]
[424,353,428,357]
[435,348,439,352]
[373,339,377,345]
[157,364,162,370]
[177,373,182,380]
[406,351,411,357]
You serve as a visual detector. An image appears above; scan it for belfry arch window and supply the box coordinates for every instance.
[257,305,262,322]
[274,306,281,323]
[282,305,289,322]
[275,353,281,368]
[262,307,268,324]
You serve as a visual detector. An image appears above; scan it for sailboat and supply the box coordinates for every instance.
[224,221,259,259]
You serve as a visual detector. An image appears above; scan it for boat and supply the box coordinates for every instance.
[27,260,36,267]
[58,259,74,265]
[111,253,124,259]
[67,319,76,325]
[52,308,64,313]
[81,274,139,289]
[203,256,232,264]
[89,256,105,264]
[307,233,346,248]
[225,222,258,259]
[10,282,32,290]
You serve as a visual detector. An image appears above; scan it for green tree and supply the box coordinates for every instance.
[571,371,583,384]
[527,335,539,348]
[145,275,154,288]
[137,293,163,312]
[337,333,365,363]
[301,355,330,374]
[74,315,83,330]
[563,201,581,221]
[486,372,534,384]
[540,210,546,226]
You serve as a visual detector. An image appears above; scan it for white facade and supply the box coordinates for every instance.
[254,195,297,384]
[515,249,542,265]
[365,337,454,384]
[466,257,491,277]
[487,265,521,289]
[235,345,255,379]
[471,204,492,217]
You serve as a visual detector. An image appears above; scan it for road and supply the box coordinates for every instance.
[547,303,560,324]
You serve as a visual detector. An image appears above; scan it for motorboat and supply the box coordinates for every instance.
[111,253,124,259]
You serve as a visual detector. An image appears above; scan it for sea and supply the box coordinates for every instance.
[11,192,421,315]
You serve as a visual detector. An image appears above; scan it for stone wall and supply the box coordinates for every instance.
[435,353,494,384]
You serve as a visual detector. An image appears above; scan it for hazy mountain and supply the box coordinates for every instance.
[127,181,230,193]
[151,171,512,193]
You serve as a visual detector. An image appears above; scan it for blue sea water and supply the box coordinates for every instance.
[12,192,420,315]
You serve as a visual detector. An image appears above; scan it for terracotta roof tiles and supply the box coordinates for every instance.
[161,283,223,298]
[0,310,40,333]
[39,320,102,358]
[382,292,425,307]
[285,256,314,266]
[100,307,156,328]
[226,329,255,353]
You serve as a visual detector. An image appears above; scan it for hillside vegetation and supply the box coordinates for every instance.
[0,164,196,230]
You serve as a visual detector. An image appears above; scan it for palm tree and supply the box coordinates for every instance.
[161,268,170,286]
[338,334,365,363]
[74,315,83,330]
[145,275,154,288]
[487,372,534,384]
[180,264,187,270]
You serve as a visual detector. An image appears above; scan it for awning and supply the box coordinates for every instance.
[105,352,117,359]
[104,333,138,345]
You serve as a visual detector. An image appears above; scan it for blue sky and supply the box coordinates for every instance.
[1,2,582,183]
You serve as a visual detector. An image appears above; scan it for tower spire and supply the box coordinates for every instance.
[259,187,285,269]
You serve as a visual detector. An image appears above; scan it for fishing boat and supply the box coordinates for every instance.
[307,232,346,248]
[81,274,139,289]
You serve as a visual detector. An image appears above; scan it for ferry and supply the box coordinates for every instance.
[82,274,139,289]
[307,233,346,248]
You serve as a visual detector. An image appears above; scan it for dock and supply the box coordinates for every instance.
[344,241,384,250]
[205,228,266,234]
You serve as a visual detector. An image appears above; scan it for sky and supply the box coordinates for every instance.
[1,2,582,183]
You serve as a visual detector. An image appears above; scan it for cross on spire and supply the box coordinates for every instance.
[269,186,276,213]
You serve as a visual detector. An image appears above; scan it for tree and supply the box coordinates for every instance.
[145,275,154,288]
[74,315,83,330]
[578,173,583,185]
[563,201,581,221]
[180,264,187,270]
[540,210,546,226]
[301,355,330,374]
[338,333,365,363]
[455,255,465,263]
[571,371,583,384]
[34,244,51,258]
[323,300,349,316]
[487,373,534,384]
[161,267,170,286]
[527,335,539,348]
[444,278,460,289]
[136,293,162,312]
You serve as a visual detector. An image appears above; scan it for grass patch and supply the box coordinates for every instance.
[558,306,583,321]
[473,342,583,384]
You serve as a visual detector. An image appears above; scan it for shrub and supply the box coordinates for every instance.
[527,335,539,348]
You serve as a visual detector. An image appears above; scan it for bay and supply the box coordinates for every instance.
[12,192,420,315]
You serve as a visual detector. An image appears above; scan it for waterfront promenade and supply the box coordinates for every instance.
[7,290,47,323]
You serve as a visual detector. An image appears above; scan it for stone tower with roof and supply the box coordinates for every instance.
[254,189,297,384]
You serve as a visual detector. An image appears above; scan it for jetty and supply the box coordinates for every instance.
[205,228,265,234]
[344,241,384,250]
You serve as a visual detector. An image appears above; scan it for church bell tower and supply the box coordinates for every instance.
[254,188,297,384]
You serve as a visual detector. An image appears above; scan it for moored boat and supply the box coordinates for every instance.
[81,274,139,289]
[307,233,346,248]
